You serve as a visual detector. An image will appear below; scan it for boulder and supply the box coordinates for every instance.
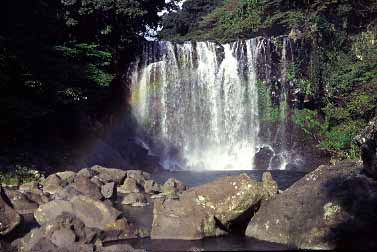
[254,147,274,169]
[261,172,278,200]
[34,199,74,225]
[90,176,104,188]
[34,196,122,231]
[354,116,377,179]
[161,178,187,195]
[101,218,138,241]
[54,185,82,201]
[19,181,50,205]
[118,177,143,194]
[19,181,41,194]
[270,155,285,170]
[101,182,116,199]
[3,189,39,214]
[56,171,76,184]
[0,187,21,235]
[50,228,77,247]
[77,168,97,179]
[42,174,66,195]
[151,174,271,240]
[144,180,161,194]
[126,170,151,185]
[15,213,98,252]
[245,161,377,250]
[121,193,148,207]
[70,196,122,230]
[90,165,127,185]
[72,175,103,200]
[25,191,50,205]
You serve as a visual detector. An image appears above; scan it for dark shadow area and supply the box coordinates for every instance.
[322,173,377,249]
[228,200,262,235]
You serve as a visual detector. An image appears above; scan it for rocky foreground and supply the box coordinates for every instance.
[1,116,377,251]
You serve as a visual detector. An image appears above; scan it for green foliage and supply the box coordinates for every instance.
[0,0,179,171]
[293,109,327,137]
[319,121,365,160]
[0,165,44,186]
[257,80,283,123]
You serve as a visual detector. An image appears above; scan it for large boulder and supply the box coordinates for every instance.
[118,177,143,194]
[42,174,67,195]
[90,165,127,185]
[144,180,161,194]
[161,178,187,195]
[0,187,21,235]
[55,171,76,184]
[34,196,122,231]
[254,146,274,170]
[3,189,39,214]
[121,193,148,207]
[72,175,103,200]
[15,213,99,252]
[151,173,276,240]
[245,161,377,249]
[354,116,377,179]
[101,182,116,199]
[126,170,151,185]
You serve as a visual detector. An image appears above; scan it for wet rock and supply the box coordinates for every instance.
[3,189,39,214]
[101,182,116,199]
[90,165,127,185]
[90,176,104,187]
[16,213,98,252]
[151,174,270,240]
[161,178,187,195]
[19,181,41,194]
[254,147,274,169]
[0,187,21,235]
[35,199,74,224]
[54,185,82,201]
[245,161,377,250]
[72,175,103,200]
[261,172,278,200]
[121,193,148,207]
[19,182,50,205]
[270,155,284,170]
[354,116,377,179]
[70,196,121,230]
[56,171,76,184]
[77,168,97,179]
[126,170,151,185]
[50,228,76,247]
[35,195,122,231]
[144,180,161,194]
[101,218,138,241]
[42,174,67,195]
[25,191,51,205]
[118,177,143,194]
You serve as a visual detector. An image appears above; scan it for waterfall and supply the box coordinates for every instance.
[129,37,295,170]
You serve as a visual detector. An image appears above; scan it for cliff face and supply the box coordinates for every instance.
[159,0,377,160]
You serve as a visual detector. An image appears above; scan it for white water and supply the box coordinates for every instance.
[130,38,290,170]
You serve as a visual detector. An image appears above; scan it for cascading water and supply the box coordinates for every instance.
[129,37,295,170]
